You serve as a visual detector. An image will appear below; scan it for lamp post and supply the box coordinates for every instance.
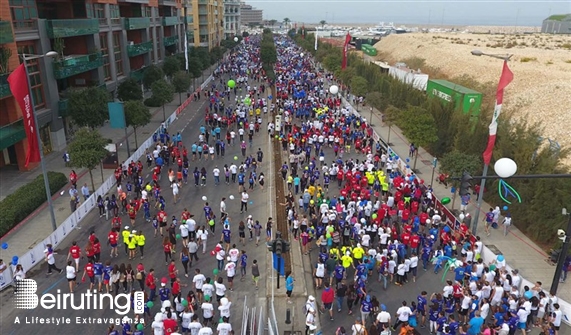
[551,209,571,294]
[20,51,59,232]
[469,50,513,236]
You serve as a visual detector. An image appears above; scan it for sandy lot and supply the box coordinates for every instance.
[372,32,571,164]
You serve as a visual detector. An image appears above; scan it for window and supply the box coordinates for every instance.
[110,5,120,18]
[17,43,46,110]
[99,34,111,80]
[94,4,105,19]
[113,32,123,76]
[9,0,38,30]
[143,5,152,17]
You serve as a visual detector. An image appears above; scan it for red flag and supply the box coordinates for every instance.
[341,33,352,70]
[7,63,41,167]
[482,60,513,165]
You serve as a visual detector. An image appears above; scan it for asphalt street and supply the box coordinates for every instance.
[0,74,274,335]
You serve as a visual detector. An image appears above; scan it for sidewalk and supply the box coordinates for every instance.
[0,63,217,269]
[350,99,570,302]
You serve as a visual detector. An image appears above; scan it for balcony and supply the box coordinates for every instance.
[47,19,100,38]
[0,119,25,151]
[124,17,151,30]
[130,67,146,82]
[184,16,193,24]
[52,53,103,79]
[0,21,15,44]
[162,16,180,26]
[127,41,153,57]
[58,99,69,118]
[163,35,179,46]
[0,73,12,99]
[199,18,208,25]
[199,28,208,35]
[159,0,177,5]
[199,9,208,15]
[198,0,208,4]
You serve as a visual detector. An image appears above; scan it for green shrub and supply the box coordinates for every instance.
[144,96,162,107]
[0,171,68,236]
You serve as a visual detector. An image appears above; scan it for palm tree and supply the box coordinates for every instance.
[319,20,327,28]
[283,17,291,29]
[269,19,278,27]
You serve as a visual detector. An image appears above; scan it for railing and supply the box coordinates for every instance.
[47,18,100,38]
[184,16,193,24]
[52,52,103,79]
[162,16,180,26]
[198,0,208,4]
[124,17,151,30]
[199,9,208,15]
[97,17,108,26]
[110,18,122,26]
[199,28,209,35]
[152,17,161,24]
[11,19,37,31]
[127,41,153,57]
[0,119,25,151]
[0,20,14,44]
[0,73,12,99]
[199,18,209,25]
[163,35,179,46]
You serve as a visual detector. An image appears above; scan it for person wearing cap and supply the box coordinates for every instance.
[128,231,138,260]
[122,226,131,256]
[44,244,63,275]
[376,304,391,330]
[305,306,316,335]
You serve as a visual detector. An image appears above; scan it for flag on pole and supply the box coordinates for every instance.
[7,64,41,167]
[341,33,351,70]
[184,29,189,71]
[482,60,514,165]
[314,29,318,51]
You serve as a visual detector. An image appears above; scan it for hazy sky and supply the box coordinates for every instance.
[246,0,570,26]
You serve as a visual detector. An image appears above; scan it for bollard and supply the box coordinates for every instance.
[285,308,291,324]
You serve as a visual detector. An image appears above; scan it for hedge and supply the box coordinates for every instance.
[144,96,162,107]
[0,171,68,237]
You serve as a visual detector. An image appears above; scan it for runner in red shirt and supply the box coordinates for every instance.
[85,241,95,263]
[168,260,177,286]
[81,261,95,290]
[108,228,119,258]
[181,208,191,222]
[127,203,137,226]
[89,231,97,244]
[111,214,122,230]
[172,277,182,297]
[162,316,178,335]
[401,230,411,248]
[92,238,101,262]
[410,232,421,254]
[67,241,82,272]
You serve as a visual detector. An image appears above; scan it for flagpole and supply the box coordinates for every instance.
[471,51,513,236]
[22,53,58,232]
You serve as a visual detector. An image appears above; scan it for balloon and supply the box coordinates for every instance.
[441,197,451,205]
[182,299,189,307]
[524,291,533,300]
[161,277,168,284]
[420,179,425,184]
[229,195,235,200]
[227,80,236,88]
[497,255,505,262]
[300,53,304,57]
[406,158,410,163]
[146,301,154,308]
[329,85,339,95]
[213,269,219,275]
[12,255,18,262]
[502,206,508,211]
[210,250,216,256]
[394,156,399,160]
[234,156,238,160]
[176,234,181,239]
[137,323,144,331]
[326,233,331,239]
[249,201,253,205]
[275,135,279,139]
[233,37,239,42]
[202,196,207,201]
[443,226,450,233]
[406,165,410,169]
[1,242,7,250]
[372,214,377,219]
[205,295,211,301]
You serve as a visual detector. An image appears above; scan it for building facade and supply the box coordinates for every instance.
[541,14,571,34]
[184,0,224,49]
[239,2,262,26]
[223,0,240,38]
[0,0,188,171]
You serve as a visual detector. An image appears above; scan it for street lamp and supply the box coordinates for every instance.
[551,208,571,294]
[20,51,59,232]
[470,50,513,235]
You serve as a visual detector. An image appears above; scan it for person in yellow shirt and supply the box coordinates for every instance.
[329,246,340,260]
[352,244,365,264]
[136,231,146,260]
[341,252,354,269]
[307,185,316,197]
[127,231,138,260]
[121,226,131,256]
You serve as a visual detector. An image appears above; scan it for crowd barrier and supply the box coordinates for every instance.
[343,97,571,326]
[0,75,214,291]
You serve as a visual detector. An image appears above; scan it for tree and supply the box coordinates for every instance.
[319,20,327,28]
[242,31,249,38]
[151,79,174,122]
[117,78,142,102]
[124,100,151,147]
[162,56,180,79]
[172,71,191,105]
[398,105,438,170]
[68,87,109,129]
[143,65,164,89]
[283,17,291,28]
[366,91,388,113]
[350,76,369,98]
[440,151,482,180]
[269,19,277,27]
[68,128,108,191]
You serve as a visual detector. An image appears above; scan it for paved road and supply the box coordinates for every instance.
[0,74,274,335]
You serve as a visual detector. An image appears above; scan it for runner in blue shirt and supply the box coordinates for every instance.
[454,266,465,282]
[159,284,171,302]
[418,291,428,328]
[448,315,460,335]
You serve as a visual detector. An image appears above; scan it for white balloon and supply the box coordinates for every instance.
[234,37,239,42]
[300,53,304,57]
[221,297,229,306]
[494,158,517,178]
[202,196,207,201]
[329,85,339,95]
[229,195,235,200]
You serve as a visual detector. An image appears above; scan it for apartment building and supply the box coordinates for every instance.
[185,0,224,49]
[223,0,240,38]
[239,2,262,26]
[0,0,187,171]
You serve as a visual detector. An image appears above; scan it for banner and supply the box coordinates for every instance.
[314,29,318,51]
[7,64,41,167]
[482,61,513,165]
[341,33,351,70]
[184,28,189,71]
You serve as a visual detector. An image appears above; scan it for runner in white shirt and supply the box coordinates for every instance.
[198,326,214,335]
[217,319,232,335]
